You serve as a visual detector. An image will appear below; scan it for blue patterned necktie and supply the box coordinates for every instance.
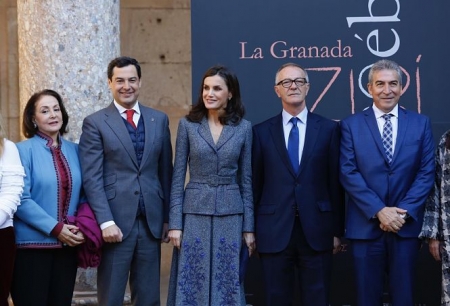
[382,114,394,163]
[288,117,299,173]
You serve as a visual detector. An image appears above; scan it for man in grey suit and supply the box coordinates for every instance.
[79,56,173,306]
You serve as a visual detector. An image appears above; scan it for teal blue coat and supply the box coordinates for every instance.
[14,133,82,248]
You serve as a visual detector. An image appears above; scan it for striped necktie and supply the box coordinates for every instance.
[382,114,394,163]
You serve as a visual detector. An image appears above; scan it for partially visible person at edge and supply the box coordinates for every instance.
[420,129,450,305]
[0,114,24,306]
[252,62,344,306]
[79,56,173,306]
[10,89,85,306]
[340,59,435,305]
[167,65,255,306]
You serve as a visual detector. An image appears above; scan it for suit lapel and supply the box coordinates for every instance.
[298,112,319,177]
[104,103,138,167]
[392,107,408,164]
[198,117,217,151]
[140,105,156,168]
[216,124,235,150]
[269,114,297,177]
[363,107,390,164]
[198,117,236,151]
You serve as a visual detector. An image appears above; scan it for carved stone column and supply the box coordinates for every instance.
[17,0,120,141]
[16,0,120,302]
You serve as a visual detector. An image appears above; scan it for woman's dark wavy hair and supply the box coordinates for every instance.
[186,65,245,125]
[22,89,69,139]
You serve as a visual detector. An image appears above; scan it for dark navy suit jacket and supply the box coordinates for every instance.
[340,107,435,239]
[252,112,344,253]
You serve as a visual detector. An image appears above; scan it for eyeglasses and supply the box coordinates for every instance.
[276,78,308,88]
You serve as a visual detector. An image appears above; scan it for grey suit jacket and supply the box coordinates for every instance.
[79,102,173,239]
[169,117,254,232]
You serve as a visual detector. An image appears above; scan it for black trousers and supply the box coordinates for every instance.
[0,227,15,306]
[11,246,78,306]
[259,217,332,306]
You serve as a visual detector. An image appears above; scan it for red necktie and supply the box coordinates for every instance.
[125,109,136,129]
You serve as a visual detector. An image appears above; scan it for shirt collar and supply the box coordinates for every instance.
[282,107,308,126]
[114,100,141,115]
[372,104,398,119]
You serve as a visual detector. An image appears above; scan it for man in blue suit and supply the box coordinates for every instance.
[252,63,344,306]
[340,59,435,305]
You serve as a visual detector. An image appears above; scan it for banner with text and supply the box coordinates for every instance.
[192,1,447,305]
[192,0,450,140]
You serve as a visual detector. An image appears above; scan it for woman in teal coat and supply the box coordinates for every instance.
[11,89,85,306]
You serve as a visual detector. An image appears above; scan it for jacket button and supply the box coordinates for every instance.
[134,191,139,195]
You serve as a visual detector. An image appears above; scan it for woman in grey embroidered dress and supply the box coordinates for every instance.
[167,65,255,306]
[420,129,450,305]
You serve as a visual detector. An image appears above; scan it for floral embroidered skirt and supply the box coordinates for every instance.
[167,214,246,306]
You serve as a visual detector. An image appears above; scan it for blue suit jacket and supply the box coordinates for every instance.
[253,112,344,253]
[340,107,435,239]
[15,135,82,247]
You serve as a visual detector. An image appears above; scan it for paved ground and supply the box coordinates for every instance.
[71,291,131,305]
[9,289,167,306]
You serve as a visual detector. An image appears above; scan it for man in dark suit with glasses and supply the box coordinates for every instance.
[252,62,344,306]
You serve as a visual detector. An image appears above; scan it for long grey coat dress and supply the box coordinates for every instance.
[167,117,254,306]
[420,129,450,305]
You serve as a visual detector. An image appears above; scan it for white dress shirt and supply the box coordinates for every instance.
[114,100,141,127]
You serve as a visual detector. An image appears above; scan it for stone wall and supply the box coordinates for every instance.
[120,0,191,147]
[0,0,191,304]
[0,0,191,142]
[0,0,20,141]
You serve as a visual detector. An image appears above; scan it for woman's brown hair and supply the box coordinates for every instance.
[22,89,69,139]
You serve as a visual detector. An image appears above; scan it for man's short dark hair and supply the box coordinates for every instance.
[107,56,141,80]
